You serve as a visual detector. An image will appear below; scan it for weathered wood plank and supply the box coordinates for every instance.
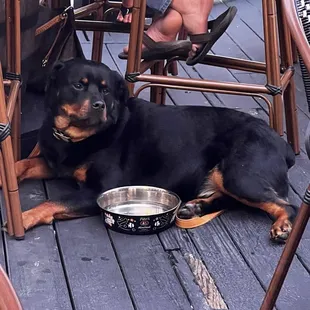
[222,0,264,38]
[161,227,229,310]
[244,0,262,12]
[109,230,193,310]
[2,180,72,310]
[288,152,310,198]
[45,179,135,310]
[160,225,267,310]
[159,226,181,251]
[286,187,310,273]
[212,3,265,62]
[187,219,267,310]
[171,250,219,310]
[219,199,310,309]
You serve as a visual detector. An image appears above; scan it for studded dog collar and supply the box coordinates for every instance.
[52,128,72,143]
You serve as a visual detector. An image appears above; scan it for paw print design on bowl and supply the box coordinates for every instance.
[104,213,115,227]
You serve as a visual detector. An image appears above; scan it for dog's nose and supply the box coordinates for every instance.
[92,101,105,110]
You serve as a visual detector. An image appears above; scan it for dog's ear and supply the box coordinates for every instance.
[110,70,129,104]
[44,60,66,92]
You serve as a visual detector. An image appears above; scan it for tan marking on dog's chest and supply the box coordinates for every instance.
[73,165,89,183]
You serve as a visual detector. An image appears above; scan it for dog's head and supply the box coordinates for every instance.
[45,58,129,142]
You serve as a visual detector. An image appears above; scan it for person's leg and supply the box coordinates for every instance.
[123,8,182,53]
[170,0,214,57]
[120,0,214,59]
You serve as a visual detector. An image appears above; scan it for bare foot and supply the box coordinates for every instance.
[117,0,133,23]
[170,0,214,58]
[122,8,182,54]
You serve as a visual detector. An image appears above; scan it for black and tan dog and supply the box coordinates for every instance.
[2,58,297,242]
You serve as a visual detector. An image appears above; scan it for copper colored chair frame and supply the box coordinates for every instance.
[123,0,300,155]
[0,265,23,309]
[1,0,25,239]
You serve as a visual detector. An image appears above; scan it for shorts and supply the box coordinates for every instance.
[147,0,172,14]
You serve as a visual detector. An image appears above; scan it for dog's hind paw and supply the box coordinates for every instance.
[270,219,292,243]
[177,202,203,219]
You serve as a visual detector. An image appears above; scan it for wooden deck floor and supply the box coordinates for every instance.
[2,0,310,309]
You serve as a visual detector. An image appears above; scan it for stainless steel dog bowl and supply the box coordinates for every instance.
[97,186,181,235]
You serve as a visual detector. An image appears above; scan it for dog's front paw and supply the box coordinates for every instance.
[2,209,54,233]
[270,219,292,243]
[177,201,203,219]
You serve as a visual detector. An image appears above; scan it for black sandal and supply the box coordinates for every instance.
[118,4,133,19]
[118,33,192,61]
[186,6,237,66]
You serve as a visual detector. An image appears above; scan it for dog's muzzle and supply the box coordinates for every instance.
[92,101,106,110]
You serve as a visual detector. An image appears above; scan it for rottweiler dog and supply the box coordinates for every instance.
[2,58,296,242]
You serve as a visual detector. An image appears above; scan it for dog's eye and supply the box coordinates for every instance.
[102,87,109,95]
[73,83,84,90]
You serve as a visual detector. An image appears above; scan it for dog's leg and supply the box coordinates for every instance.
[178,191,223,219]
[15,188,100,231]
[179,167,296,242]
[248,202,296,242]
[211,167,295,242]
[178,169,224,218]
[0,157,54,188]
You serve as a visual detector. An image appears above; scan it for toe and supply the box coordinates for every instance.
[188,44,200,59]
[123,13,132,23]
[116,12,123,22]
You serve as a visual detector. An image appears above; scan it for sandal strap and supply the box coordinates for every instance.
[188,7,237,44]
[189,33,212,44]
[142,33,157,49]
[120,5,133,18]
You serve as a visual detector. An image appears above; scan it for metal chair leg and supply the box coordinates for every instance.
[10,0,22,161]
[91,1,104,62]
[150,61,165,104]
[0,66,24,240]
[0,265,23,310]
[125,0,146,96]
[277,0,300,154]
[262,0,283,136]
